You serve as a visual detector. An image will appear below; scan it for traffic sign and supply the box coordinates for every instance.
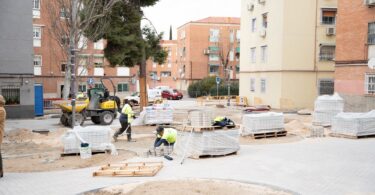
[87,78,94,85]
[216,77,221,84]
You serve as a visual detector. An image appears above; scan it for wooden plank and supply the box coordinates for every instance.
[178,125,240,132]
[93,162,163,177]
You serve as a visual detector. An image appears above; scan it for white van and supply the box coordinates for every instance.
[124,89,162,106]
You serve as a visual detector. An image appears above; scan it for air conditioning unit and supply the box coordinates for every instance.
[247,3,254,11]
[326,27,336,36]
[203,49,210,55]
[258,0,266,4]
[259,28,266,37]
[366,0,375,6]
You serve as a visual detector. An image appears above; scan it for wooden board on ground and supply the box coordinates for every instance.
[190,151,238,159]
[248,130,287,139]
[329,133,375,139]
[178,125,240,132]
[93,162,163,177]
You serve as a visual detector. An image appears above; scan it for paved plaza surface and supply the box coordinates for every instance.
[1,137,375,195]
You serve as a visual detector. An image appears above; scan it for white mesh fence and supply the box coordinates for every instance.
[313,93,344,126]
[144,104,174,125]
[61,126,113,154]
[241,112,284,135]
[332,110,375,136]
[174,129,240,157]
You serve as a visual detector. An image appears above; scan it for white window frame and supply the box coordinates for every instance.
[33,26,42,47]
[209,64,220,74]
[261,45,268,63]
[33,55,42,66]
[250,78,255,92]
[319,45,336,61]
[260,78,266,93]
[117,83,129,92]
[32,0,41,18]
[161,71,172,78]
[365,73,375,94]
[252,18,257,33]
[209,54,220,61]
[94,39,104,50]
[251,47,256,63]
[209,29,220,42]
[78,84,87,93]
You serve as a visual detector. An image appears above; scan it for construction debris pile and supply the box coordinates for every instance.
[332,110,375,136]
[313,93,344,126]
[241,112,284,135]
[61,126,116,155]
[175,129,240,158]
[144,104,174,125]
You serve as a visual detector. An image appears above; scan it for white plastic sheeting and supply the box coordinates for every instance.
[332,110,375,136]
[61,126,116,154]
[189,110,213,127]
[175,129,240,158]
[144,104,174,125]
[241,112,284,135]
[313,93,344,126]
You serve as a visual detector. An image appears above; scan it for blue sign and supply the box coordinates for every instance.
[87,78,94,85]
[216,77,221,84]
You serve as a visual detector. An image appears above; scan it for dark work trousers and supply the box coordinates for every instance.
[154,138,175,148]
[114,115,132,141]
[0,147,3,177]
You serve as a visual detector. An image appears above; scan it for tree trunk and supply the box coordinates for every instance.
[139,44,148,111]
[62,58,72,100]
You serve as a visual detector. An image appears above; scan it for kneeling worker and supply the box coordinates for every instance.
[154,126,177,148]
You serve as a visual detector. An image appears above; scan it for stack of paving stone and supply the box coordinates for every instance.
[241,112,284,136]
[332,110,375,136]
[313,93,344,126]
[189,110,213,127]
[144,104,174,125]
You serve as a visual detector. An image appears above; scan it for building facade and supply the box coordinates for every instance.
[176,17,241,91]
[0,0,35,118]
[146,40,179,89]
[240,0,337,109]
[32,0,137,100]
[334,0,375,112]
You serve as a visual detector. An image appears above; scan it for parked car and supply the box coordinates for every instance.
[161,89,183,100]
[124,89,162,106]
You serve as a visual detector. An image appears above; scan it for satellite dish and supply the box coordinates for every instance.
[368,58,375,69]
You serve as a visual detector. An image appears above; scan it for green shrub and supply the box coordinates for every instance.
[188,76,239,98]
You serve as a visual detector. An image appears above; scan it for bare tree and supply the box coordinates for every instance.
[46,0,122,99]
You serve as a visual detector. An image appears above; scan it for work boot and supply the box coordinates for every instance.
[113,135,118,142]
[127,134,136,142]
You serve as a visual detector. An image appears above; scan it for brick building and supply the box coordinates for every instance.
[32,0,137,100]
[334,0,375,111]
[146,40,178,89]
[176,17,241,91]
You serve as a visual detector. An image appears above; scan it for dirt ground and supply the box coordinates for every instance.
[2,104,314,173]
[85,179,292,195]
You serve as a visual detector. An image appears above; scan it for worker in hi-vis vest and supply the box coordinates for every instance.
[154,126,177,148]
[113,99,135,142]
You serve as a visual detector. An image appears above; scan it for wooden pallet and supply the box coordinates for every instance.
[61,151,106,157]
[190,151,238,159]
[329,133,375,139]
[249,130,287,139]
[93,162,163,177]
[179,125,239,132]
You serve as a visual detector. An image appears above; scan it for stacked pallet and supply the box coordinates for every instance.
[331,110,375,137]
[241,112,284,136]
[93,162,163,177]
[313,93,344,126]
[189,110,213,127]
[144,104,174,125]
[175,128,240,158]
[61,126,112,154]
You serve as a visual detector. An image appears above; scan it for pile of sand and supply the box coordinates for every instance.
[85,179,292,195]
[4,128,67,147]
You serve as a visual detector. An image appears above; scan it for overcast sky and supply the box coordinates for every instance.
[143,0,241,40]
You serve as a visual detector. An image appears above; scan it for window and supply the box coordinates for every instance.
[117,83,129,92]
[94,39,104,50]
[78,55,89,66]
[230,50,234,61]
[209,54,220,61]
[250,78,255,92]
[152,62,157,68]
[1,86,20,105]
[161,71,171,77]
[252,18,257,32]
[93,56,104,67]
[251,47,256,63]
[262,13,268,28]
[61,63,67,72]
[318,79,334,95]
[236,65,240,73]
[230,30,235,43]
[94,83,104,89]
[78,84,87,93]
[260,79,266,93]
[33,55,42,66]
[369,22,375,45]
[60,8,67,18]
[33,26,42,47]
[150,71,157,80]
[319,45,335,61]
[365,74,375,94]
[33,0,40,9]
[261,45,268,63]
[236,30,241,42]
[78,36,88,49]
[209,64,220,74]
[77,66,88,76]
[322,9,336,25]
[209,29,220,42]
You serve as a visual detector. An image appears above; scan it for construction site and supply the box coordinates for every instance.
[1,94,375,195]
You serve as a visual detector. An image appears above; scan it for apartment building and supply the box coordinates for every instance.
[176,17,241,91]
[32,0,136,99]
[146,40,179,89]
[335,0,375,111]
[240,0,337,109]
[0,0,35,118]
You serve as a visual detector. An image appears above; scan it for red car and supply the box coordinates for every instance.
[161,89,183,100]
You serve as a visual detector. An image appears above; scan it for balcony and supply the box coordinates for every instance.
[204,46,220,55]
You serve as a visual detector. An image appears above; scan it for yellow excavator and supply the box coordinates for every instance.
[57,78,121,127]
